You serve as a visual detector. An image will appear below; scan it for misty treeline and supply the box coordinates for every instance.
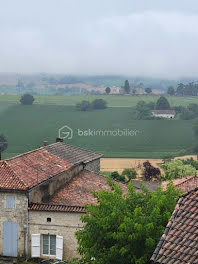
[176,82,198,96]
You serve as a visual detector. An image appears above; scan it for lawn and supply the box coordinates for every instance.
[0,94,198,107]
[0,102,196,159]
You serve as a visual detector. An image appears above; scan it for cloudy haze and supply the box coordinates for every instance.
[1,0,198,78]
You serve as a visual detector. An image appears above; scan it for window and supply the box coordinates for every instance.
[47,217,51,222]
[6,195,15,209]
[43,234,56,255]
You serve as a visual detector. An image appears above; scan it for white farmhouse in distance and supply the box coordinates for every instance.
[151,110,176,119]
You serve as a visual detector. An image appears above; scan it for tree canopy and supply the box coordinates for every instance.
[167,86,175,96]
[145,88,152,94]
[161,160,196,180]
[155,96,171,110]
[105,87,111,94]
[20,94,35,105]
[124,80,130,94]
[76,100,92,111]
[76,180,181,264]
[91,99,107,109]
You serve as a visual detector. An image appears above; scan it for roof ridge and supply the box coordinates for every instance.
[0,161,28,189]
[51,142,103,157]
[30,202,85,208]
[5,146,45,161]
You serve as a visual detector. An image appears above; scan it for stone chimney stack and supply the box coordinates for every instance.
[56,137,63,143]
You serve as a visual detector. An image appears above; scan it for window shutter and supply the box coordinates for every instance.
[6,195,15,209]
[56,235,63,260]
[31,234,40,258]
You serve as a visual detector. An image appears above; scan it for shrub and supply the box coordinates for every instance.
[91,99,107,109]
[76,101,92,111]
[110,171,125,183]
[122,168,137,182]
[161,160,196,180]
[20,94,35,105]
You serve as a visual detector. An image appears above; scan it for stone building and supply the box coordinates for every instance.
[0,142,125,261]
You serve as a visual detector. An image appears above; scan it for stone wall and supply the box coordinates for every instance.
[28,210,84,260]
[0,191,27,257]
[85,158,100,174]
[29,164,84,204]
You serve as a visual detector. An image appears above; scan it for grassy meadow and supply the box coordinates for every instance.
[0,94,198,107]
[0,94,196,159]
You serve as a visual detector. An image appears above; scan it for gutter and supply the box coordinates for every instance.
[25,191,29,259]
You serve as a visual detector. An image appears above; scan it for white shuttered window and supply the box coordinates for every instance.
[31,234,41,258]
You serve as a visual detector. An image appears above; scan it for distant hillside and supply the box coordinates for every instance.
[0,73,198,93]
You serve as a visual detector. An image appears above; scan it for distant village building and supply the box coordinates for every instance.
[151,110,176,119]
[110,86,120,94]
[119,83,144,95]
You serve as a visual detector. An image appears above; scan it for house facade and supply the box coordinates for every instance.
[0,142,113,261]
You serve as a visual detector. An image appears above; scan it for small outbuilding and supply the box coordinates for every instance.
[151,110,176,119]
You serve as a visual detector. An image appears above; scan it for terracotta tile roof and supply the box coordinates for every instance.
[151,188,198,264]
[0,148,72,190]
[162,176,198,193]
[50,169,128,207]
[0,161,27,190]
[29,203,86,213]
[45,142,103,164]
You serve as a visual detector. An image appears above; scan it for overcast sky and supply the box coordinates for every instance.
[1,0,198,78]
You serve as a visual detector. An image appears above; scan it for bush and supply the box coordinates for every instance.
[91,99,107,109]
[122,168,137,182]
[20,94,35,105]
[161,160,196,180]
[76,101,92,111]
[182,158,198,170]
[110,171,125,183]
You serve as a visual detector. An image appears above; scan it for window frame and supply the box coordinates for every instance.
[42,234,56,256]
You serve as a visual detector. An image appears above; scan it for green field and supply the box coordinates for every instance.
[0,94,196,159]
[0,94,198,107]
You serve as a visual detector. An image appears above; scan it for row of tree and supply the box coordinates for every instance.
[167,82,198,96]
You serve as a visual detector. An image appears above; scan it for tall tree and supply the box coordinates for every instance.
[155,96,171,110]
[167,86,175,96]
[176,83,185,96]
[105,87,111,95]
[145,88,152,95]
[124,80,130,94]
[20,94,35,105]
[76,180,181,264]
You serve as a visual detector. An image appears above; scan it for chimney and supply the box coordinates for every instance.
[56,137,63,143]
[43,141,48,146]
